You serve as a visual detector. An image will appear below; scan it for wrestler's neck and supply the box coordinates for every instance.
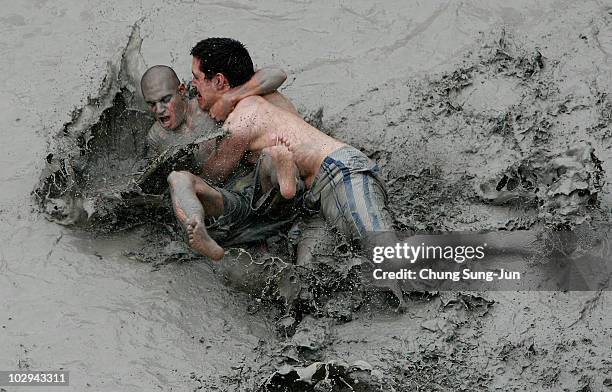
[170,118,190,135]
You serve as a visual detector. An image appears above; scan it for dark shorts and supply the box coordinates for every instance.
[206,159,304,246]
[303,146,393,242]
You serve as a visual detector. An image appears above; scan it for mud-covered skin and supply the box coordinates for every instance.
[141,66,190,133]
[146,98,218,155]
[261,142,299,199]
[145,68,291,155]
[205,96,346,184]
[167,170,225,260]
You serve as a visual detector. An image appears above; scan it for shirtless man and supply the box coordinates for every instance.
[140,64,288,154]
[184,92,394,258]
[167,38,299,260]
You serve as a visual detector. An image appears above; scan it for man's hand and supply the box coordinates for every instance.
[209,93,237,121]
[209,67,288,121]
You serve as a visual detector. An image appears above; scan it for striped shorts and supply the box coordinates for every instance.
[303,146,394,242]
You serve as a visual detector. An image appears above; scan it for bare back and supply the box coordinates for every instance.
[246,101,342,153]
[202,93,334,182]
[231,97,346,177]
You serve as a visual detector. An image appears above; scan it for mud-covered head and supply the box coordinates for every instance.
[141,65,188,131]
[190,38,255,110]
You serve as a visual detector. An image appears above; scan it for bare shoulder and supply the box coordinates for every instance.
[147,122,164,143]
[225,96,267,127]
[234,95,267,111]
[192,112,218,131]
[263,91,297,114]
[221,98,269,147]
[147,123,166,153]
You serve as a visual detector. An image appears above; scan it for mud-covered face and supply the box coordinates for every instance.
[191,57,219,111]
[142,79,187,131]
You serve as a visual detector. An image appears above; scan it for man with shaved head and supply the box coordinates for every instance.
[141,63,287,154]
[140,42,301,260]
[161,38,302,260]
[141,65,211,153]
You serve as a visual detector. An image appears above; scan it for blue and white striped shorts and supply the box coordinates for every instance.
[303,146,393,242]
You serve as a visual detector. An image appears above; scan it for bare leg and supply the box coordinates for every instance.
[167,171,224,260]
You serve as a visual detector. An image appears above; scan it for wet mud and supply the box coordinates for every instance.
[34,27,612,391]
[34,27,223,232]
[3,1,612,391]
[333,28,609,233]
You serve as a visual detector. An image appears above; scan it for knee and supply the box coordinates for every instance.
[167,170,192,187]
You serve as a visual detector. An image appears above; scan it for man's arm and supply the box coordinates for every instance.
[209,67,287,120]
[235,67,287,98]
[200,129,251,183]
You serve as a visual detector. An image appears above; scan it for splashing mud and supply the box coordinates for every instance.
[34,25,155,229]
[33,26,225,232]
[478,144,603,227]
[27,9,612,392]
[332,28,609,233]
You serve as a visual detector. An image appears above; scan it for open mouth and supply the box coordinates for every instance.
[159,115,171,127]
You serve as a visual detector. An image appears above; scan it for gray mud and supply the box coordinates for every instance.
[2,1,612,391]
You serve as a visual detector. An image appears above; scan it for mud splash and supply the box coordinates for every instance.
[478,144,603,227]
[33,25,226,232]
[246,27,612,391]
[261,359,383,391]
[332,28,609,233]
[29,17,612,392]
[34,24,153,229]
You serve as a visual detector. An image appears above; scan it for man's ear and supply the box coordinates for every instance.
[213,73,230,92]
[178,83,187,95]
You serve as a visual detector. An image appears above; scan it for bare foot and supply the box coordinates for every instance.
[268,133,291,148]
[268,144,298,199]
[186,217,224,260]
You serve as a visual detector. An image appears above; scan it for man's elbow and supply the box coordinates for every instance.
[276,68,287,85]
[260,67,286,90]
